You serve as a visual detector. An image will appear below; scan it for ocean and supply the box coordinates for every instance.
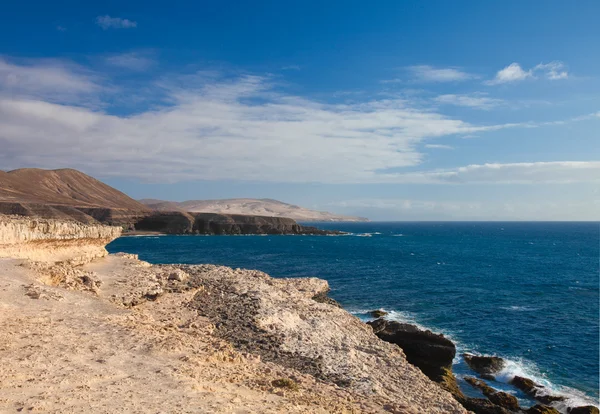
[107,221,599,409]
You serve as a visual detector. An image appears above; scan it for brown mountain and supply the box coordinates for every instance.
[0,168,148,210]
[0,168,150,226]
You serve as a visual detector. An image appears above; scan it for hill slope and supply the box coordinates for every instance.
[138,198,368,222]
[0,168,149,211]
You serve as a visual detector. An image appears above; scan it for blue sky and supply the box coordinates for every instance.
[1,0,599,220]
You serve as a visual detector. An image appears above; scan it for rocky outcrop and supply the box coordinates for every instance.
[370,309,388,318]
[367,318,456,383]
[510,376,566,405]
[0,215,121,264]
[182,265,467,413]
[526,405,560,414]
[464,377,520,411]
[569,407,600,414]
[133,211,341,235]
[464,355,506,376]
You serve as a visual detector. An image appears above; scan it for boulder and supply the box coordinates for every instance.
[526,405,560,414]
[463,354,506,375]
[488,392,520,411]
[464,377,520,411]
[370,309,388,318]
[458,397,513,414]
[569,407,600,414]
[368,318,455,382]
[510,376,566,405]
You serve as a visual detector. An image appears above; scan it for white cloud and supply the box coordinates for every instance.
[56,25,67,32]
[383,65,477,84]
[425,144,454,150]
[434,93,503,110]
[0,57,100,104]
[0,59,597,185]
[105,52,155,71]
[96,15,137,30]
[486,61,569,85]
[409,161,600,184]
[534,61,568,80]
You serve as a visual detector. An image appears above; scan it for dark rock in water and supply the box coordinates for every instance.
[459,397,513,414]
[463,354,506,375]
[464,377,520,411]
[370,309,388,318]
[510,376,566,404]
[481,373,496,381]
[368,318,455,383]
[488,391,520,411]
[511,376,538,393]
[569,406,600,414]
[465,377,497,396]
[526,404,560,414]
[367,318,522,414]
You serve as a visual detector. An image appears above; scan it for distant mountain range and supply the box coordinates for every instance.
[139,198,368,222]
[0,169,367,230]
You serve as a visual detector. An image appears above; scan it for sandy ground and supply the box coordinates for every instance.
[0,256,389,413]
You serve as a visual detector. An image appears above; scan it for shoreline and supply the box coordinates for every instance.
[1,215,597,413]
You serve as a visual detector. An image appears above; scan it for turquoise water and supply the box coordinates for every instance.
[107,222,599,408]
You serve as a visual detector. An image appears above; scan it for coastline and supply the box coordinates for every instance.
[1,215,597,414]
[0,215,464,413]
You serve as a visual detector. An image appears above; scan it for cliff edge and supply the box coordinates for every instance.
[0,215,121,264]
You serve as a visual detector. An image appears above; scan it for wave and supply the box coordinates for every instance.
[491,357,599,410]
[500,306,538,312]
[350,306,598,411]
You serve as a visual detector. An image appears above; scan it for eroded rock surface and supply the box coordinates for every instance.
[0,214,121,264]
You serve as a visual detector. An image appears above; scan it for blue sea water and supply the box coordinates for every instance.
[107,222,599,409]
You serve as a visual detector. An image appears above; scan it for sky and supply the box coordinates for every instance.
[0,0,599,220]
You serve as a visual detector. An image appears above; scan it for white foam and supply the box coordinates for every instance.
[469,355,599,411]
[351,306,599,411]
[500,305,538,312]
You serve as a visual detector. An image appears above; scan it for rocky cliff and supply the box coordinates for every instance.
[0,215,121,264]
[133,211,340,235]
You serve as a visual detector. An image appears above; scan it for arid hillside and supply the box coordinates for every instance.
[139,198,368,222]
[0,168,149,211]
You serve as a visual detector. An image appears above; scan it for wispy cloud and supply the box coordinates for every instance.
[56,25,67,32]
[425,144,454,150]
[0,58,596,185]
[400,161,600,184]
[534,61,568,80]
[403,65,477,83]
[0,57,101,104]
[434,93,503,110]
[105,52,155,71]
[96,15,137,30]
[486,61,568,85]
